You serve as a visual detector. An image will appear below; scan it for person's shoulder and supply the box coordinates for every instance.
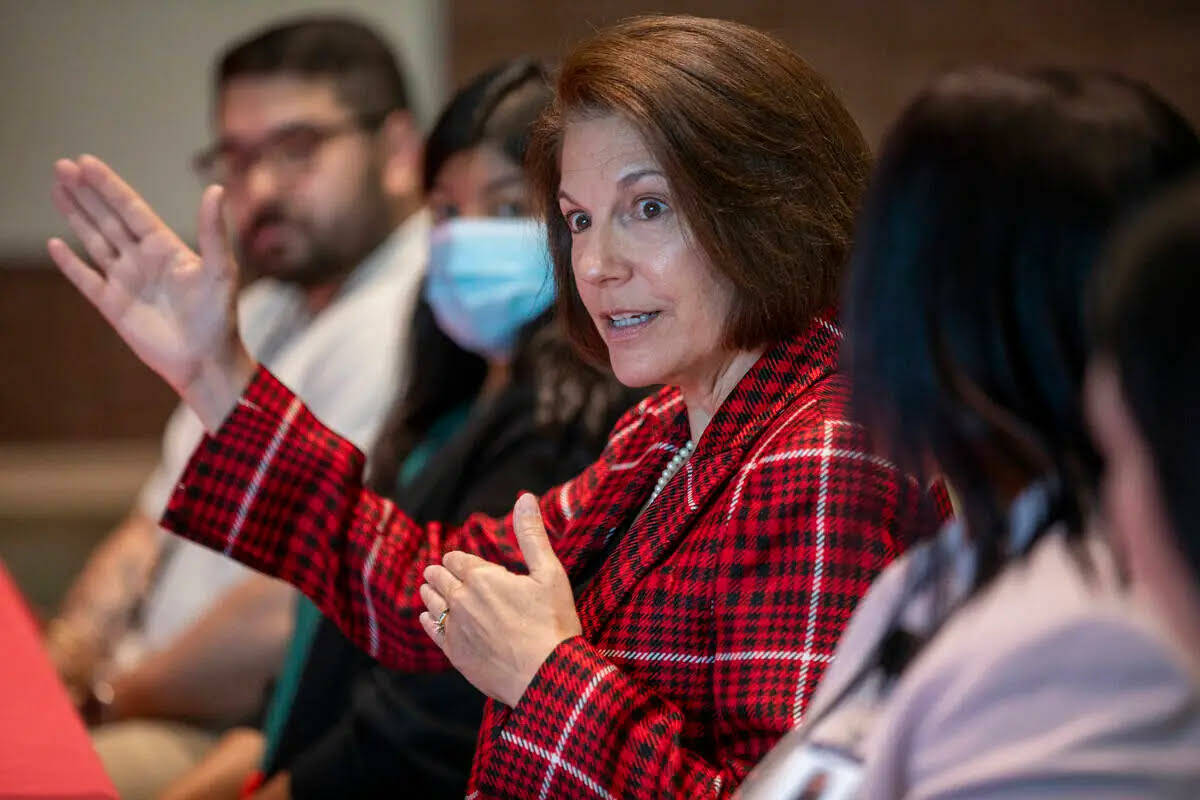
[936,532,1133,650]
[896,533,1199,741]
[749,370,890,478]
[877,534,1200,795]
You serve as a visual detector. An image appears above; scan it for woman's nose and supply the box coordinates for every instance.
[575,223,630,286]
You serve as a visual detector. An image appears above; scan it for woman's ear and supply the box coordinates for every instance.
[377,109,423,202]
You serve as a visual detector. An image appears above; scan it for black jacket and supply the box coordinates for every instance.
[268,376,638,798]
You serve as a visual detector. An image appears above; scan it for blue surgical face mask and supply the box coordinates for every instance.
[424,217,555,360]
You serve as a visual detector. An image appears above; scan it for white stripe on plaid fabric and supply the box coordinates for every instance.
[599,649,834,665]
[758,448,896,471]
[820,319,844,340]
[609,441,679,472]
[717,650,834,664]
[538,665,618,799]
[725,401,817,522]
[606,413,647,448]
[224,396,302,555]
[685,461,698,511]
[362,499,394,658]
[794,421,833,724]
[558,483,575,522]
[500,732,617,800]
[647,392,685,416]
[608,393,684,449]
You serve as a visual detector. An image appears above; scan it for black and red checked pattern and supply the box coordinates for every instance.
[163,312,950,799]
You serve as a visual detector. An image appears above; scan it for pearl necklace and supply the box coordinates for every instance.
[643,440,695,511]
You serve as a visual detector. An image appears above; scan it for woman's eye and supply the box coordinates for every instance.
[494,201,525,218]
[565,210,591,233]
[635,198,667,220]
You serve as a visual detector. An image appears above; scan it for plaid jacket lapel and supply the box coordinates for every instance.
[577,312,843,637]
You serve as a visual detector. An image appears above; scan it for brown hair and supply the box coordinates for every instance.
[527,15,872,364]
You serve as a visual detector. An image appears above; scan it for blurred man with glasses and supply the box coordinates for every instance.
[43,17,427,799]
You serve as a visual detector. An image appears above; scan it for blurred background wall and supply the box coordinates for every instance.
[2,0,1198,612]
[0,0,447,612]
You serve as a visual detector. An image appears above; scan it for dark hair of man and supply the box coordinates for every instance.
[526,15,872,365]
[216,16,410,119]
[844,67,1200,586]
[1090,174,1200,584]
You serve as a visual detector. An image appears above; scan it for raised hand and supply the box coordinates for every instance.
[419,493,583,707]
[48,155,255,431]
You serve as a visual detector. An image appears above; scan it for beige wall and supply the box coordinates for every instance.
[0,0,446,256]
[0,1,445,442]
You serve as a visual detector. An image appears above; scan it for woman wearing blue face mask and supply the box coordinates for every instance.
[157,60,640,800]
[258,60,638,800]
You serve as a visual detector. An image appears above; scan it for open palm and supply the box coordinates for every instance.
[48,156,253,428]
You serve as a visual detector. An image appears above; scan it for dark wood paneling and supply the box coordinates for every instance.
[449,0,1200,147]
[0,261,176,441]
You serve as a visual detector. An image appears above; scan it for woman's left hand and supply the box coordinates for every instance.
[419,493,583,707]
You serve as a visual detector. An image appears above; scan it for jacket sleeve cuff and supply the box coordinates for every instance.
[502,636,624,763]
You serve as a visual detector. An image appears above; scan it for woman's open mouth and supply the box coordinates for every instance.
[608,311,659,329]
[602,310,661,341]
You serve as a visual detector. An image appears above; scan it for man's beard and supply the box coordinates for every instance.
[236,184,393,289]
[237,207,336,287]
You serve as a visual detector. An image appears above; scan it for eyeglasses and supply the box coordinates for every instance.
[192,112,385,188]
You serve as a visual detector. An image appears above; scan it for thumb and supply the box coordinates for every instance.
[197,185,238,283]
[513,493,559,577]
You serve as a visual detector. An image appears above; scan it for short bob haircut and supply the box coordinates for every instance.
[844,67,1200,584]
[1090,174,1200,585]
[527,15,872,365]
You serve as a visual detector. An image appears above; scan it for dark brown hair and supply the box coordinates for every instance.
[845,67,1200,590]
[217,16,409,119]
[527,15,872,364]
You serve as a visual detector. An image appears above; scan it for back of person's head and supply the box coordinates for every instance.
[845,67,1200,578]
[1089,174,1200,587]
[216,16,409,118]
[527,14,872,365]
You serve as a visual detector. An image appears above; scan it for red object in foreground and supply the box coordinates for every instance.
[0,560,117,799]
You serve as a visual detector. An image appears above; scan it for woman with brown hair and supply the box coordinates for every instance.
[48,16,946,798]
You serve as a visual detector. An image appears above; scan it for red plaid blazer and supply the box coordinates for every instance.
[163,314,948,798]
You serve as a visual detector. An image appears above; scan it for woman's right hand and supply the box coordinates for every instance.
[48,155,256,431]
